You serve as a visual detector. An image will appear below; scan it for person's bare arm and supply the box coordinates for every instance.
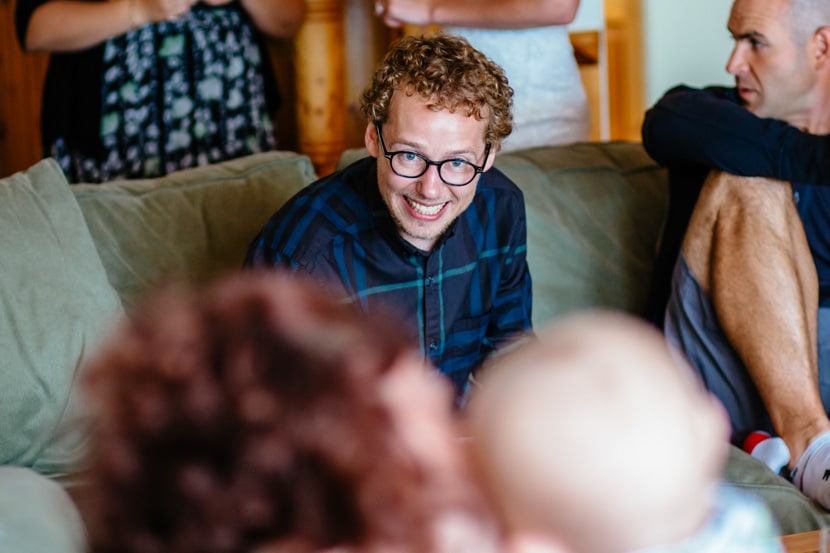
[377,0,579,29]
[24,0,196,52]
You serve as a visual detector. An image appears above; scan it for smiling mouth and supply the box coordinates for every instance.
[405,197,447,217]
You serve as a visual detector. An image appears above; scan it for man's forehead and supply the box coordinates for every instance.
[728,0,790,37]
[385,90,489,141]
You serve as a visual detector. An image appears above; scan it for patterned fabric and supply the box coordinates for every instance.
[633,485,783,553]
[53,7,275,183]
[244,156,533,398]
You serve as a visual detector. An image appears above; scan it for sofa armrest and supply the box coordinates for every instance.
[0,466,86,553]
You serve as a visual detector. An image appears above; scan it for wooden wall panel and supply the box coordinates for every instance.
[343,0,394,150]
[293,0,347,176]
[268,39,300,153]
[0,0,49,177]
[606,0,644,142]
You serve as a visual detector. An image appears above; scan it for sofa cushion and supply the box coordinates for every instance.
[73,151,317,310]
[0,466,86,553]
[0,159,122,476]
[495,142,668,326]
[725,445,830,534]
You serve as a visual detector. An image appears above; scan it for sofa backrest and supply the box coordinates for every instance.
[72,151,317,311]
[495,142,668,326]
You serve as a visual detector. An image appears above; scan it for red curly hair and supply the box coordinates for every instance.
[361,33,514,149]
[82,272,471,553]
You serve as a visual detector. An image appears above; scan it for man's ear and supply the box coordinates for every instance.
[812,26,830,69]
[483,144,499,173]
[365,122,379,158]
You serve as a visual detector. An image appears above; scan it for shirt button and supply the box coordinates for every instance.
[428,340,438,351]
[427,276,434,286]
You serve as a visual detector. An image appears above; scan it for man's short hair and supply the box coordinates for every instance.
[789,0,830,45]
[361,33,514,149]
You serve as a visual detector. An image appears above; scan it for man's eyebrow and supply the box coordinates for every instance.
[730,29,767,42]
[392,138,477,158]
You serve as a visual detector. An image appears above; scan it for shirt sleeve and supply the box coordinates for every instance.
[641,85,830,184]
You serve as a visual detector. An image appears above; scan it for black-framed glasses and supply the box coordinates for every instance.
[375,123,490,187]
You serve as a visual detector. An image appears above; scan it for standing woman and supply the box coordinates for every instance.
[15,0,304,183]
[376,0,589,152]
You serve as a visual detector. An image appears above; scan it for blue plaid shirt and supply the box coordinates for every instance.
[245,156,533,396]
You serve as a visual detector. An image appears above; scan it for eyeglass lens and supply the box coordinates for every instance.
[390,153,476,185]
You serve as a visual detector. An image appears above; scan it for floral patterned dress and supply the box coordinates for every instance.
[15,1,278,183]
[52,6,276,183]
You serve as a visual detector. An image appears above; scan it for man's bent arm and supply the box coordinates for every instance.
[642,85,830,183]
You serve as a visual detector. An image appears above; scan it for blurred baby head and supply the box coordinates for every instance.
[468,310,730,553]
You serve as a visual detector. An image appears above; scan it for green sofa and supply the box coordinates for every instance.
[0,142,826,552]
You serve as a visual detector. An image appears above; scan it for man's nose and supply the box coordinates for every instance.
[726,44,747,75]
[417,164,445,198]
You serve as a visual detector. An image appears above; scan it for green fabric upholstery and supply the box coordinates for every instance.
[0,466,86,553]
[73,151,317,310]
[495,143,668,326]
[0,159,122,476]
[725,445,830,533]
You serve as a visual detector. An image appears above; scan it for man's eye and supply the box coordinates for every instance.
[401,152,419,162]
[749,38,764,50]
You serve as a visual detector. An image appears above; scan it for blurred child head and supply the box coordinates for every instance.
[468,311,730,553]
[82,271,501,553]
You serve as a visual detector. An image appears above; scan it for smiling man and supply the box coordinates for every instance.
[245,34,532,399]
[641,0,830,510]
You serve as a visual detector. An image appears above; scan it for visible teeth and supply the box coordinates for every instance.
[406,197,444,215]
